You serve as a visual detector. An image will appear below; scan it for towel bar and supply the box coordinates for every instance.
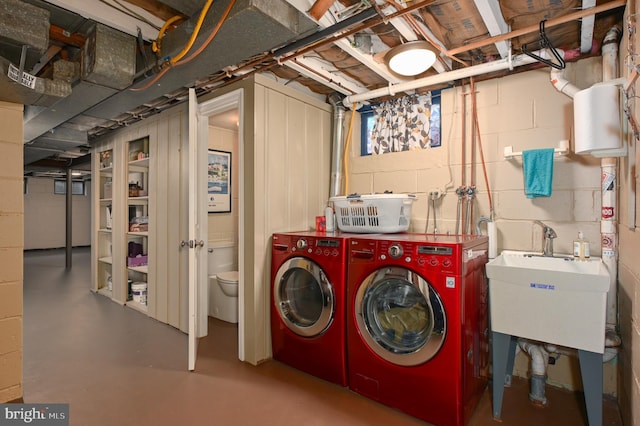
[504,140,569,160]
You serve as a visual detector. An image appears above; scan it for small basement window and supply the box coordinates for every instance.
[358,90,442,156]
[54,180,86,195]
[359,104,376,156]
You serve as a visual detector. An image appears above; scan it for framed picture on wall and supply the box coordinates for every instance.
[207,149,231,213]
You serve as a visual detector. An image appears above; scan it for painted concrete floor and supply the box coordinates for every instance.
[22,248,622,425]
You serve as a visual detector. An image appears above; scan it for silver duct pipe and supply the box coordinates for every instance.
[328,93,346,198]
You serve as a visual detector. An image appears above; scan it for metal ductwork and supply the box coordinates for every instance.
[84,0,316,121]
[5,0,316,168]
[23,21,137,149]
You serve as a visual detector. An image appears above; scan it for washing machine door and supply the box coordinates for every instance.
[355,266,446,366]
[274,257,334,337]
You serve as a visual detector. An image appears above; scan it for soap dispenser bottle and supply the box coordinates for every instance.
[573,231,590,260]
[581,232,590,259]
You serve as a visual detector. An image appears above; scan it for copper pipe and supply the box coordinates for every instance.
[470,77,477,187]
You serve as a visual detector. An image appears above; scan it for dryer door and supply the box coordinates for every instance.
[274,257,334,337]
[355,266,446,366]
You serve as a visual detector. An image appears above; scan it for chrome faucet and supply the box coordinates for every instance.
[534,220,557,257]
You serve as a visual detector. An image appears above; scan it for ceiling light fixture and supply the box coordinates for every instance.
[385,41,437,77]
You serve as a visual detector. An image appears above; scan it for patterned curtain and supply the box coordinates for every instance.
[370,93,438,154]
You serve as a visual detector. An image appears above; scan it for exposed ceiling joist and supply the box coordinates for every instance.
[284,0,405,84]
[43,0,164,40]
[473,0,510,58]
[114,0,185,22]
[446,0,626,57]
[581,0,597,53]
[285,56,367,95]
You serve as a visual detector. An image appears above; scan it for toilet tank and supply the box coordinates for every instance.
[208,241,237,275]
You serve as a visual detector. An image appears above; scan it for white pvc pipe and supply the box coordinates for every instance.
[519,340,549,376]
[342,49,558,105]
[548,28,622,355]
[550,67,581,98]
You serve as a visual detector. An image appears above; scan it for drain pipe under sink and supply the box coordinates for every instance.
[518,339,550,406]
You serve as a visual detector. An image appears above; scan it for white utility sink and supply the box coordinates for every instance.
[486,250,610,353]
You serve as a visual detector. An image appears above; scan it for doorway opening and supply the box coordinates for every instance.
[197,89,245,361]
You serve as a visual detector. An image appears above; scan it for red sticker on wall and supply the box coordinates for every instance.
[602,206,615,219]
[602,234,614,249]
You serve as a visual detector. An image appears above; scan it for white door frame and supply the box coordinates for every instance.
[197,89,246,361]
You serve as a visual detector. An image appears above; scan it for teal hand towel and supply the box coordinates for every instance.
[522,148,554,198]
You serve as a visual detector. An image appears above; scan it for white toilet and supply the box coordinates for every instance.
[207,241,239,323]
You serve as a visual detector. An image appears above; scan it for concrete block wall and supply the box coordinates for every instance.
[0,101,23,402]
[347,58,617,394]
[24,177,91,249]
[349,59,603,256]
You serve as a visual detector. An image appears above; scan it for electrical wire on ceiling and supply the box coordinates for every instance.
[152,15,182,55]
[130,0,236,92]
[168,0,215,65]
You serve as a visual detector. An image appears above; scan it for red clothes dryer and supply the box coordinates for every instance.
[271,231,350,386]
[347,234,489,426]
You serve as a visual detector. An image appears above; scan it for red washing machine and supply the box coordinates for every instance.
[271,231,350,386]
[347,234,489,426]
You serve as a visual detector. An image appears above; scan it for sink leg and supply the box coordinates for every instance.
[578,349,603,426]
[505,335,517,387]
[492,332,515,419]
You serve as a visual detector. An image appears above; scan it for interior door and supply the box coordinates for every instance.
[188,88,209,371]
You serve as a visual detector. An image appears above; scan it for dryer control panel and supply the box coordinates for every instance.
[273,234,344,261]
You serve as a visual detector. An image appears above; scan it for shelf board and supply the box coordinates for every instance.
[129,157,149,167]
[128,231,148,237]
[100,198,113,203]
[98,256,113,264]
[98,228,112,233]
[128,265,148,274]
[128,196,149,204]
[126,299,148,313]
[96,286,113,299]
[99,166,113,173]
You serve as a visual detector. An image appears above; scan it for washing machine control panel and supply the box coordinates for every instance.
[296,238,308,250]
[388,244,404,259]
[365,239,461,274]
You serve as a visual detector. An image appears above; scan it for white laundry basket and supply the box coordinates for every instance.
[330,193,416,233]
